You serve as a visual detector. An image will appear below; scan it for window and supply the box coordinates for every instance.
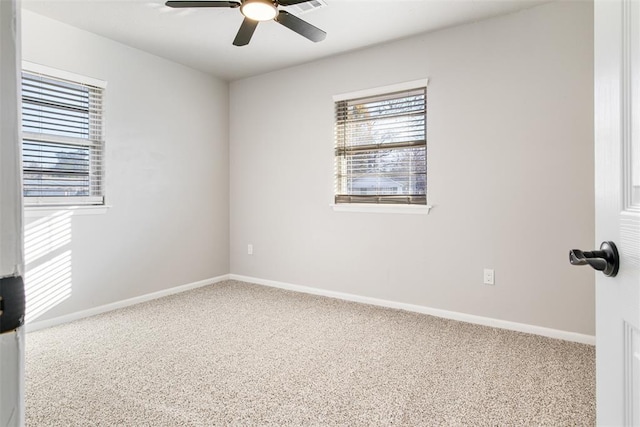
[22,65,105,207]
[334,82,427,205]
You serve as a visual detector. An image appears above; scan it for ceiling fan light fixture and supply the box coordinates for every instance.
[240,0,277,21]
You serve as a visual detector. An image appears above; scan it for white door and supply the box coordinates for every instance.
[0,0,25,425]
[595,0,640,425]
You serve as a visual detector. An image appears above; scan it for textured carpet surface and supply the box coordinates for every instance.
[26,280,595,426]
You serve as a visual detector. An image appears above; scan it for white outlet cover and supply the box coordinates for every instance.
[483,268,495,285]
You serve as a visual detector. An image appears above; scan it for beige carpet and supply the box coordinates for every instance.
[26,280,595,426]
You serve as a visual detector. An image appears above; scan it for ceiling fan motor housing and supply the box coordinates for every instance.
[240,0,278,21]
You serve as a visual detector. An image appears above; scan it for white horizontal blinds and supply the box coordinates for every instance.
[335,87,426,205]
[22,71,104,205]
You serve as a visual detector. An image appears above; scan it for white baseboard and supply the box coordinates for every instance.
[26,274,230,332]
[229,274,596,346]
[26,272,596,346]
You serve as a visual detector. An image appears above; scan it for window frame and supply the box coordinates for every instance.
[21,62,107,209]
[331,79,431,214]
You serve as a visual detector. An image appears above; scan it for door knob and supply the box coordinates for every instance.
[569,241,619,277]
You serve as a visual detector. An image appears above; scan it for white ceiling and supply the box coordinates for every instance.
[21,0,549,81]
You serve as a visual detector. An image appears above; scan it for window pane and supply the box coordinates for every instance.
[23,140,91,197]
[337,146,426,196]
[22,74,90,139]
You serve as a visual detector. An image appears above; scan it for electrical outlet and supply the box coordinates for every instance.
[247,244,253,255]
[483,268,495,285]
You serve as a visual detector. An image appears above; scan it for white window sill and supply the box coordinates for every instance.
[24,205,111,218]
[331,204,432,215]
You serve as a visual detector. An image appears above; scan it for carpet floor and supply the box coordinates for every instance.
[26,280,595,426]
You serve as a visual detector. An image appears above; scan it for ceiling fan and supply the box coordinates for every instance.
[165,0,327,47]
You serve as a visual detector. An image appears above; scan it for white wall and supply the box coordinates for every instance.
[230,1,595,335]
[21,10,229,323]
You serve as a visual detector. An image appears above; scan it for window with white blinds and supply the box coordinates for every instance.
[334,85,426,205]
[22,68,105,206]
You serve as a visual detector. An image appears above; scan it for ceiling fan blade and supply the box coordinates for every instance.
[277,0,314,5]
[275,10,326,42]
[165,1,240,8]
[233,18,259,46]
